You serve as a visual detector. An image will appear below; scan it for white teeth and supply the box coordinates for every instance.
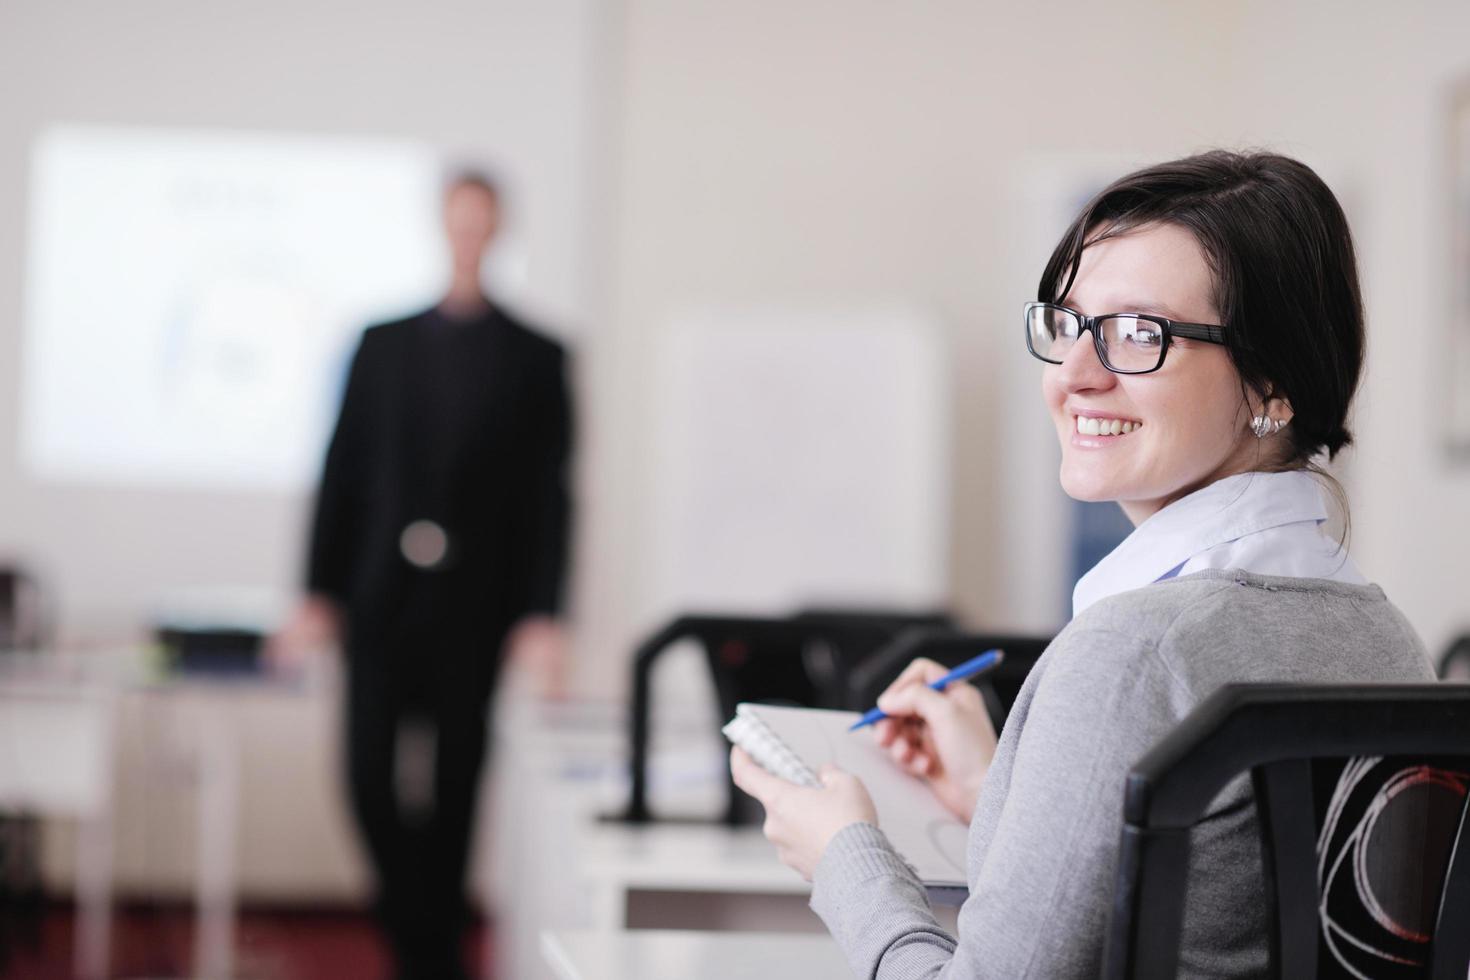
[1075,416,1141,437]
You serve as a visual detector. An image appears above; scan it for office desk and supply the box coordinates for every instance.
[486,696,822,980]
[541,929,847,980]
[488,693,957,980]
[578,821,816,932]
[0,671,115,980]
[0,650,316,980]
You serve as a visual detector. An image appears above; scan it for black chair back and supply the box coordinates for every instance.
[791,608,951,706]
[621,610,950,824]
[0,567,45,652]
[1104,684,1470,980]
[1439,634,1470,681]
[0,565,46,972]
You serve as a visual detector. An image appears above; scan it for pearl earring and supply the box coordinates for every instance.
[1250,415,1284,438]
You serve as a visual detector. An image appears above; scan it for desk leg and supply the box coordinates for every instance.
[193,708,238,980]
[589,879,628,932]
[73,810,112,980]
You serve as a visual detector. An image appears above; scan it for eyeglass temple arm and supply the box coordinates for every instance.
[1169,322,1228,345]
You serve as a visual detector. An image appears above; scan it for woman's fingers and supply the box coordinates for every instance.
[918,660,952,684]
[882,715,922,753]
[879,679,957,725]
[896,727,935,775]
[729,746,785,805]
[876,657,950,707]
[881,718,941,778]
[893,656,949,686]
[947,680,986,711]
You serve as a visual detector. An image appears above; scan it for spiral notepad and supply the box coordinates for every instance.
[722,706,822,788]
[722,702,970,891]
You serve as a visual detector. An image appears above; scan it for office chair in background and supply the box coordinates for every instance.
[1104,683,1470,980]
[0,565,49,975]
[1438,634,1470,681]
[0,567,44,653]
[621,609,950,825]
[845,629,1053,728]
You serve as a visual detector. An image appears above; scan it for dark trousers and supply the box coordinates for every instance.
[344,599,507,980]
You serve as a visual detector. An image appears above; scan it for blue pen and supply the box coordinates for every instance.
[848,649,1005,731]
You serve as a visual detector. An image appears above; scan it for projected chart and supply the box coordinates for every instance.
[22,126,446,490]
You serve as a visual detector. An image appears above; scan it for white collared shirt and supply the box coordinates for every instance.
[1071,469,1366,618]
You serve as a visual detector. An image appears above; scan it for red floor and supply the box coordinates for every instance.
[0,902,492,980]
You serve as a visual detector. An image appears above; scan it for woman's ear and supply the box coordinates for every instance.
[1263,392,1294,427]
[1250,383,1294,427]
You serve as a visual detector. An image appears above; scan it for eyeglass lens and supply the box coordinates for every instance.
[1027,305,1165,373]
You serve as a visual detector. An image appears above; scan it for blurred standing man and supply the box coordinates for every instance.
[277,171,571,980]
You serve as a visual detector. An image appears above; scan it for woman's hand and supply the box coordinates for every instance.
[729,746,877,880]
[873,657,999,821]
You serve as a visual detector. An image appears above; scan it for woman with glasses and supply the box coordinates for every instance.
[732,151,1434,977]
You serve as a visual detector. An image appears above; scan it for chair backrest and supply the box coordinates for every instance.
[1439,634,1470,681]
[790,608,952,709]
[1104,684,1470,980]
[0,568,45,652]
[621,611,950,824]
[843,629,1053,724]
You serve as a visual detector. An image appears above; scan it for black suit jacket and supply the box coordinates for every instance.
[307,304,571,655]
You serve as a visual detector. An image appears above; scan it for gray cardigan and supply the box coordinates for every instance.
[810,571,1433,979]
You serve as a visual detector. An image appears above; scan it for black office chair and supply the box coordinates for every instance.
[1104,684,1470,980]
[621,610,951,824]
[790,607,951,705]
[0,566,46,652]
[0,565,47,972]
[1438,634,1470,681]
[844,629,1053,726]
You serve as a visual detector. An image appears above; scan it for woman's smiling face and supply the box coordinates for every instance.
[1042,222,1270,525]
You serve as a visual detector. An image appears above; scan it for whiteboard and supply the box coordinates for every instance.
[648,308,950,617]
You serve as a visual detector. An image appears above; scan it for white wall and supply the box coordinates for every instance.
[580,0,1250,686]
[1216,0,1470,659]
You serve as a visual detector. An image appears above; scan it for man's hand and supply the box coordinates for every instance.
[729,746,877,880]
[265,594,343,674]
[505,615,568,699]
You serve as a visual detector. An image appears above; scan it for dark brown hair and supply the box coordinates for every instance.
[1038,150,1364,465]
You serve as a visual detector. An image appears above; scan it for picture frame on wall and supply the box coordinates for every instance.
[1448,77,1470,460]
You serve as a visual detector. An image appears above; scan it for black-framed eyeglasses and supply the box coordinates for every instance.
[1024,301,1228,375]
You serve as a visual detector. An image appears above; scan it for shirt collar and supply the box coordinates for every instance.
[1071,470,1330,617]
